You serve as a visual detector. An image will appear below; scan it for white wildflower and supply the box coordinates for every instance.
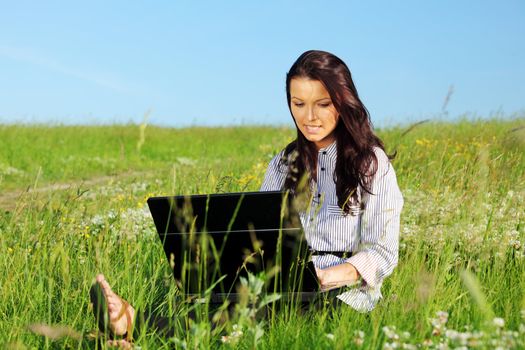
[435,341,449,350]
[493,317,505,328]
[510,240,521,250]
[519,323,525,334]
[382,326,399,340]
[436,311,449,325]
[444,329,459,340]
[221,324,243,344]
[422,339,433,346]
[383,342,398,350]
[221,335,231,344]
[169,337,187,349]
[353,330,365,346]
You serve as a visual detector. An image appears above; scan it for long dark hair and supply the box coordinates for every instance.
[281,50,388,213]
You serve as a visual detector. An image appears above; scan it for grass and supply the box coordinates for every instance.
[0,117,524,349]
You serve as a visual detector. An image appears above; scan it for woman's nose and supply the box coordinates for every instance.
[306,107,317,121]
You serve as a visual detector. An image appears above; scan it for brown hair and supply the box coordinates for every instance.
[281,50,388,213]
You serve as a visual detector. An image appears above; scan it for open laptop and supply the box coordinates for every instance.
[147,191,319,303]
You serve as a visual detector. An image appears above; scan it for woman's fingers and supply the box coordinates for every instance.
[316,265,356,291]
[319,276,355,291]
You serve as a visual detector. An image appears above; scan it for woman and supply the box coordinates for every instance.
[260,49,403,312]
[91,50,403,347]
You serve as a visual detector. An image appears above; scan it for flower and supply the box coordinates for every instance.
[493,317,505,328]
[382,326,399,340]
[353,330,365,347]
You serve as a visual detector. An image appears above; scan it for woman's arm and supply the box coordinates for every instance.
[316,148,403,290]
[344,148,403,289]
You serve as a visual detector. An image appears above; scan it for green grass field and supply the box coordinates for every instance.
[1,118,524,349]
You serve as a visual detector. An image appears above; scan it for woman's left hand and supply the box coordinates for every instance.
[315,263,360,292]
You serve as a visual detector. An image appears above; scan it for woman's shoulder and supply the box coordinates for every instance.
[260,147,289,191]
[371,146,389,161]
[268,147,285,163]
[370,146,393,178]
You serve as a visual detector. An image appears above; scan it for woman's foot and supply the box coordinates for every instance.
[91,274,136,338]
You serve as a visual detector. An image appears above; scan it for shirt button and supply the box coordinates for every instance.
[322,151,327,155]
[321,167,325,171]
[317,193,321,198]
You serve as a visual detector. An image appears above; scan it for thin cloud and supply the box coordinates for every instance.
[0,45,136,94]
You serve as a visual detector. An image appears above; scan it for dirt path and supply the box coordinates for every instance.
[0,170,156,211]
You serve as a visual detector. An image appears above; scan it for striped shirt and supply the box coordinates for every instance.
[260,141,403,312]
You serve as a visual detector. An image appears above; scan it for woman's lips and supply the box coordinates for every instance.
[304,125,322,134]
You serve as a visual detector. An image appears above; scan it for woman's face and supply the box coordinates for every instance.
[289,77,340,150]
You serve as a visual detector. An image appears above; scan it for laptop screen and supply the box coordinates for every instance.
[147,191,318,299]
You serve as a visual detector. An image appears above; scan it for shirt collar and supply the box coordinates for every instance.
[318,141,337,160]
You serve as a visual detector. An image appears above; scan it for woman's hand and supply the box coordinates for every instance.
[315,262,360,292]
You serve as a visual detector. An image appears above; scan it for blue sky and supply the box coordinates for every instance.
[1,1,524,127]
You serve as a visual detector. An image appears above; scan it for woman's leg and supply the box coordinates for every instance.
[91,275,180,341]
[92,275,344,346]
[92,275,228,341]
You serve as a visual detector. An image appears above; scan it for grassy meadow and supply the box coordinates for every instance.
[0,118,524,349]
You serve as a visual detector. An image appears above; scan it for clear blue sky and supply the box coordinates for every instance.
[1,1,524,127]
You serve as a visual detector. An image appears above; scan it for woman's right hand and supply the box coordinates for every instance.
[315,263,359,291]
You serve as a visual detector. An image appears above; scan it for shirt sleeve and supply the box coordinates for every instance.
[259,150,287,191]
[345,148,404,289]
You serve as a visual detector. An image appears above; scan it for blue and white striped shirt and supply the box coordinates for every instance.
[260,141,403,312]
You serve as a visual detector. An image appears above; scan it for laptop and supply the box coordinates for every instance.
[147,191,319,303]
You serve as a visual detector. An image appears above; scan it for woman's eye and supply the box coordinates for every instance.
[319,102,331,108]
[293,103,304,107]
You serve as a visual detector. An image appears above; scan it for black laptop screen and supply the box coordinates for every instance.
[147,191,318,298]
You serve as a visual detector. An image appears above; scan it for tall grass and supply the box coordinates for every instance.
[0,117,524,349]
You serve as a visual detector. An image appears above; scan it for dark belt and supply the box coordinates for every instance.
[310,250,353,259]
